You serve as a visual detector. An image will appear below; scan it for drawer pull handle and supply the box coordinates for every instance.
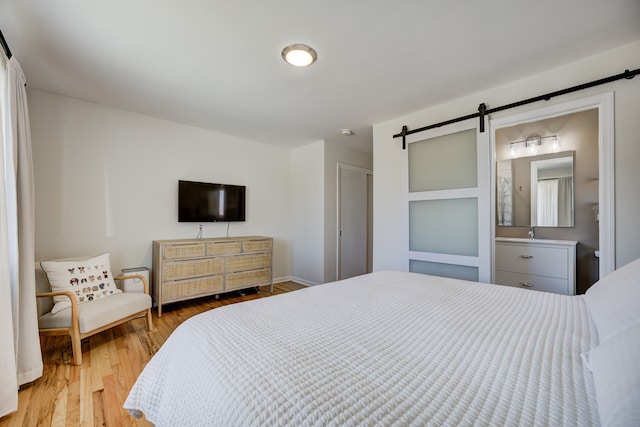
[518,281,534,288]
[519,255,534,259]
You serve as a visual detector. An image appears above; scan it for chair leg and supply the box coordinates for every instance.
[70,327,82,365]
[146,308,153,331]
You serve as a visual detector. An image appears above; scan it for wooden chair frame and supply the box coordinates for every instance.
[36,274,153,365]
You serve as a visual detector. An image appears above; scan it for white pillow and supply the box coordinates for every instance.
[584,257,640,343]
[589,322,640,427]
[40,253,122,315]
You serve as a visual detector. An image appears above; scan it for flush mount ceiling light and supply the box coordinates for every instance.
[281,44,317,67]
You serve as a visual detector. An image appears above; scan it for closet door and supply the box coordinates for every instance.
[338,166,369,280]
[404,119,490,282]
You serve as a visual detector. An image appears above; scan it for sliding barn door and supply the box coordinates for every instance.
[404,119,490,282]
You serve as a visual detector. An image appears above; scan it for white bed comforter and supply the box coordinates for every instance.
[124,271,599,426]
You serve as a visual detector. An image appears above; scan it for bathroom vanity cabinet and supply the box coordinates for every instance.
[494,237,577,295]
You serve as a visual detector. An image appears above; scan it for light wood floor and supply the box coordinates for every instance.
[0,281,305,427]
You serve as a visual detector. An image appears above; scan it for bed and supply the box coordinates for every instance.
[124,260,640,426]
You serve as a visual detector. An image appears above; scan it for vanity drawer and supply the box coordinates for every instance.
[495,243,568,279]
[495,270,571,295]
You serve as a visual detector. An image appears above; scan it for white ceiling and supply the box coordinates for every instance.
[1,1,639,153]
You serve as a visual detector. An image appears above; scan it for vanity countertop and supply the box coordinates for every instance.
[495,237,578,246]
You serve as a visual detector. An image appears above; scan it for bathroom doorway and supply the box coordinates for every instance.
[490,93,614,294]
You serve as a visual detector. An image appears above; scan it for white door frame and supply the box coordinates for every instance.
[489,92,615,279]
[336,162,373,280]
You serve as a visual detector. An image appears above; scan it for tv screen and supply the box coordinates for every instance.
[178,180,246,222]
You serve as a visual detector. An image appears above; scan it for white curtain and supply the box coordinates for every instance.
[537,179,558,227]
[557,176,573,227]
[0,52,42,417]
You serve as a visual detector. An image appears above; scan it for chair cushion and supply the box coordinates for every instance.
[40,253,122,314]
[38,292,151,334]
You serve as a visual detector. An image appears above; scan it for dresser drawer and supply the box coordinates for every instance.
[495,243,568,279]
[243,238,272,253]
[206,241,242,256]
[163,258,224,280]
[162,243,206,260]
[226,269,271,290]
[225,253,271,273]
[162,276,224,302]
[495,270,571,295]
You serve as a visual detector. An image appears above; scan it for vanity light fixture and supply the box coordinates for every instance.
[525,136,542,155]
[509,134,559,158]
[525,136,542,147]
[281,44,318,67]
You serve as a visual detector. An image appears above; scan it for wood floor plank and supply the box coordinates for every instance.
[90,389,105,427]
[110,364,134,426]
[23,349,60,426]
[102,375,123,427]
[89,334,105,393]
[48,363,70,427]
[65,365,81,426]
[106,329,121,367]
[0,281,305,426]
[50,381,68,427]
[80,365,94,425]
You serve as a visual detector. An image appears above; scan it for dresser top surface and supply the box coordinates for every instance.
[154,236,271,244]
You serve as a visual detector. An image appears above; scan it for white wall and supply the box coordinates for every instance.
[290,141,325,285]
[373,40,640,271]
[29,89,292,279]
[289,139,373,285]
[323,139,373,283]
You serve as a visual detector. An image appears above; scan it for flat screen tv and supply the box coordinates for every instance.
[178,180,246,222]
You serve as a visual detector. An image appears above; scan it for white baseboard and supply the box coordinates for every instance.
[273,276,317,287]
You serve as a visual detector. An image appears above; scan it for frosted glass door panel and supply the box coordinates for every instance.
[409,129,477,192]
[409,198,478,256]
[410,260,479,282]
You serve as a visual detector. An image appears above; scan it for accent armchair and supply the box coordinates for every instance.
[35,254,153,365]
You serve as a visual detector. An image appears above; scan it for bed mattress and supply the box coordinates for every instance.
[125,270,599,426]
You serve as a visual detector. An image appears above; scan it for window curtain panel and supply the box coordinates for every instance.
[537,179,559,227]
[0,52,42,417]
[557,176,573,227]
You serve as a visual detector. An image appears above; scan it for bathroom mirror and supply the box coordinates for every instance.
[497,150,574,227]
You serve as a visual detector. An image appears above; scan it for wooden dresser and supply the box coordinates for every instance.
[152,236,272,316]
[494,237,577,295]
